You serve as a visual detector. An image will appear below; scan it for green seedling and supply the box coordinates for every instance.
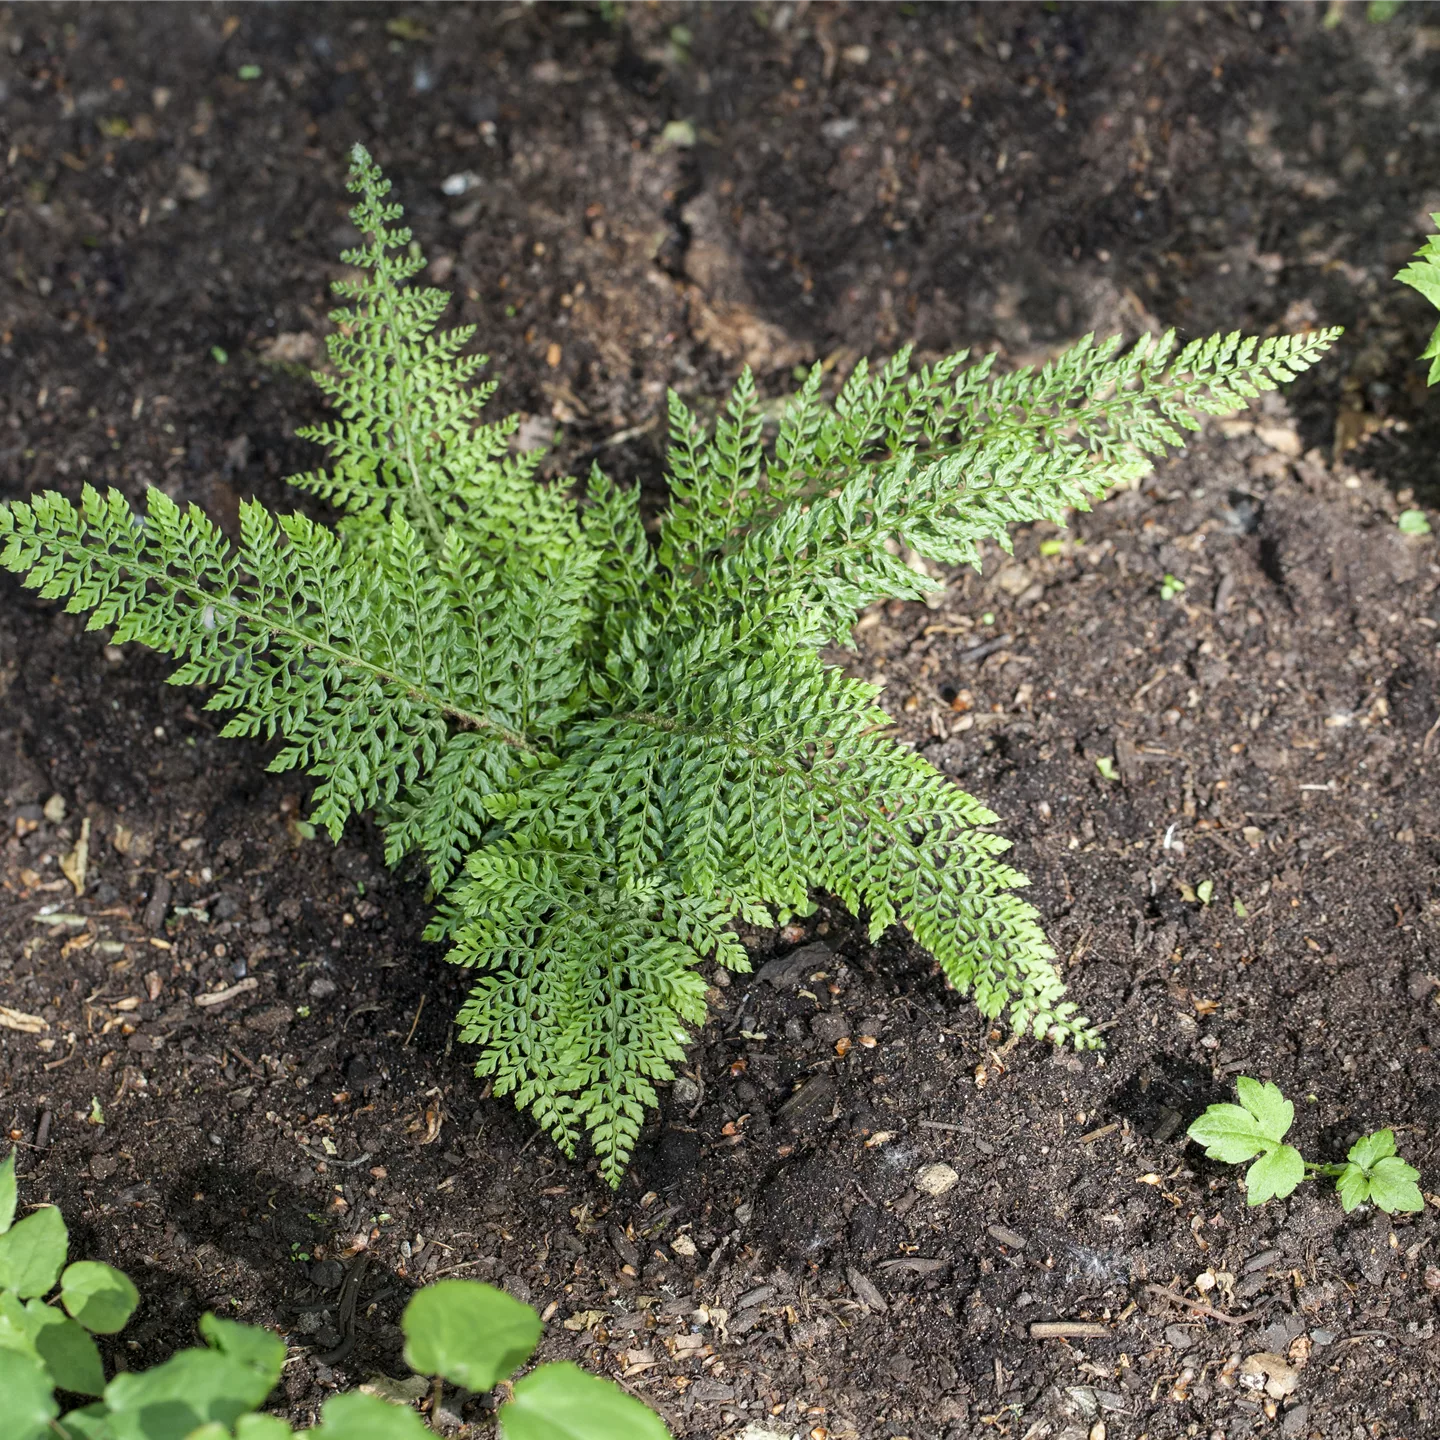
[1188,1078,1424,1212]
[0,1152,670,1439]
[0,145,1339,1183]
[1159,573,1185,601]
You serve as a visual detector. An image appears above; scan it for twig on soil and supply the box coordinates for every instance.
[297,1144,373,1170]
[1143,1283,1248,1326]
[1029,1320,1111,1340]
[1079,1123,1118,1144]
[33,1108,52,1153]
[224,1042,261,1076]
[194,977,259,1009]
[403,993,426,1047]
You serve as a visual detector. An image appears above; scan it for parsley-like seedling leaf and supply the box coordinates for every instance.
[1366,1157,1425,1214]
[1234,1077,1294,1143]
[1187,1077,1293,1165]
[1345,1128,1397,1171]
[1337,1131,1424,1213]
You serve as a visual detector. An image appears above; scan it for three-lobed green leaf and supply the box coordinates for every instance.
[1192,1085,1425,1213]
[1187,1077,1303,1205]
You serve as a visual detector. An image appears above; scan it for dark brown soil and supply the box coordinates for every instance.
[4,4,1440,1438]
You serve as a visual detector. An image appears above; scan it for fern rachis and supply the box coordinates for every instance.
[0,146,1340,1184]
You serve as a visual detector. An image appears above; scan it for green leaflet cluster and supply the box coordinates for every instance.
[0,145,1340,1183]
[1187,1079,1424,1213]
[0,1152,670,1440]
[1396,211,1440,385]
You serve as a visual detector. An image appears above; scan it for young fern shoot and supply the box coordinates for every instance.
[0,147,1340,1183]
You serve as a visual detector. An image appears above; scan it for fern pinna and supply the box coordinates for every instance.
[0,148,1339,1183]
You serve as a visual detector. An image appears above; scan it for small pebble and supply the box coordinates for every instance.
[1239,1351,1299,1400]
[308,977,337,999]
[914,1162,959,1197]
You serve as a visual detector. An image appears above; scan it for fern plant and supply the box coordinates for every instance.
[1397,211,1440,384]
[0,147,1339,1183]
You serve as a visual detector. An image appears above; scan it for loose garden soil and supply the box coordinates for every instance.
[4,4,1440,1438]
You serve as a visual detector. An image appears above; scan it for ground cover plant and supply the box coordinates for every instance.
[0,1152,669,1439]
[1396,211,1440,384]
[1187,1078,1424,1212]
[0,146,1340,1184]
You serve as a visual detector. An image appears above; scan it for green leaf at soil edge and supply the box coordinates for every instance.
[236,1416,297,1440]
[197,1312,285,1390]
[104,1318,284,1439]
[0,1151,16,1234]
[52,1401,115,1440]
[183,1420,293,1440]
[1245,1144,1305,1205]
[1366,1156,1425,1214]
[501,1361,672,1440]
[300,1389,431,1439]
[0,1346,60,1440]
[0,1205,69,1298]
[62,1261,140,1334]
[25,1300,105,1396]
[401,1279,542,1392]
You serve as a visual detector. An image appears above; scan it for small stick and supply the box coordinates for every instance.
[1079,1123,1118,1144]
[1143,1283,1247,1326]
[1029,1320,1110,1340]
[403,994,426,1047]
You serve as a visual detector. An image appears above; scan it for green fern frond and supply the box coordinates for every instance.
[0,145,1343,1184]
[292,143,576,560]
[1396,212,1440,385]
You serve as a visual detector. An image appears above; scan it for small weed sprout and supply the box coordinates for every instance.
[1187,1078,1424,1213]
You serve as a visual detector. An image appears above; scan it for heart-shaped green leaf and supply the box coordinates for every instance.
[1245,1144,1304,1205]
[197,1312,285,1389]
[236,1416,297,1440]
[26,1301,105,1396]
[401,1279,541,1392]
[0,1205,69,1298]
[0,1347,60,1440]
[62,1262,140,1335]
[501,1362,672,1440]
